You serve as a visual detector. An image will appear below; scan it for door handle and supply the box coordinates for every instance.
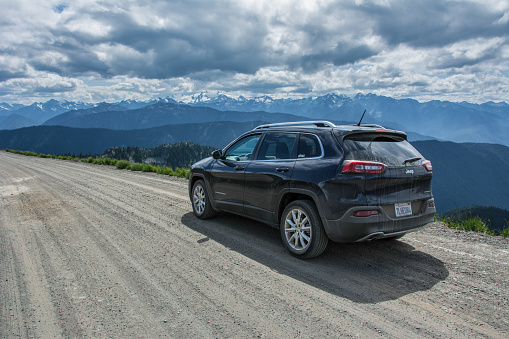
[235,166,245,171]
[276,167,289,172]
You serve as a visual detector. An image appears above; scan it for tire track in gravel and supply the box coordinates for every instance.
[0,156,221,337]
[1,151,508,338]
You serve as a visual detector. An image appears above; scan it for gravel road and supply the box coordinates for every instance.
[1,151,508,338]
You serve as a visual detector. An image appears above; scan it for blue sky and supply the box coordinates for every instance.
[0,0,508,104]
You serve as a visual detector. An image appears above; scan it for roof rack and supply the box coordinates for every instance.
[353,124,386,129]
[255,121,336,130]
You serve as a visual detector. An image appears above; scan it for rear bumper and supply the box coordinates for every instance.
[322,198,436,242]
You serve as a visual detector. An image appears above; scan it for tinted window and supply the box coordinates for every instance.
[342,134,423,166]
[224,134,262,161]
[256,133,298,160]
[297,134,322,158]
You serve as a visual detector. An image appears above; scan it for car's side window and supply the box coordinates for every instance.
[297,134,322,158]
[224,134,262,161]
[256,133,298,160]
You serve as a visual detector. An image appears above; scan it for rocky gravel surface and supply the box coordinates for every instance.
[1,151,508,338]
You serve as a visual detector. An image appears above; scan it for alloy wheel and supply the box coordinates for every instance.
[284,208,312,251]
[193,185,206,215]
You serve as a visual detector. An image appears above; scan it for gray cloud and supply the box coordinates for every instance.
[0,0,508,103]
[294,43,378,72]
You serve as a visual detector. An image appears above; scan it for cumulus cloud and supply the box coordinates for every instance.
[0,0,508,103]
[0,70,83,102]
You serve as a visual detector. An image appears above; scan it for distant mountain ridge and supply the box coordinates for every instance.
[0,121,263,155]
[44,103,129,126]
[5,99,94,123]
[189,93,509,146]
[0,97,175,125]
[0,114,39,130]
[354,94,509,146]
[1,93,508,146]
[42,102,313,130]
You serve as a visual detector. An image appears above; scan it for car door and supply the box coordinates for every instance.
[209,133,262,214]
[243,132,298,224]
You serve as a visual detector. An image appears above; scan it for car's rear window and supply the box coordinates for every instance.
[342,133,423,166]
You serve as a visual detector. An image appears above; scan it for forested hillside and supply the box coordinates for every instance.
[0,121,260,155]
[103,142,215,168]
[413,140,509,213]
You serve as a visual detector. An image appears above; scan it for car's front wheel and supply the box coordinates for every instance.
[191,180,217,219]
[280,200,328,259]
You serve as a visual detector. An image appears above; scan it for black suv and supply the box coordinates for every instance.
[189,121,435,258]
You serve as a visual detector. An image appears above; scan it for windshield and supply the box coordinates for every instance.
[342,134,423,166]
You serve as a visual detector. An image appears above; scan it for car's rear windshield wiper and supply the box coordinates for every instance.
[403,157,422,165]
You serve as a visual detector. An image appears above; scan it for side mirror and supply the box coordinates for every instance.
[212,149,223,159]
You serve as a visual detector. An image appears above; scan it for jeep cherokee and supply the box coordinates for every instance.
[189,121,435,258]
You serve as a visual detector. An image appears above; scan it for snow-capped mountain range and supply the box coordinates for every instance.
[1,93,508,146]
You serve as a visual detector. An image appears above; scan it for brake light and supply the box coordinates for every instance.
[428,201,435,208]
[353,210,379,217]
[342,161,386,174]
[423,160,433,171]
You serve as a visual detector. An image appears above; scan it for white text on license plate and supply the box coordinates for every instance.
[395,202,412,217]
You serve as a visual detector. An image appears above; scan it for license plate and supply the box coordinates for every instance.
[395,202,412,217]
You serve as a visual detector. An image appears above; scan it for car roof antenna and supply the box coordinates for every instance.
[356,109,367,126]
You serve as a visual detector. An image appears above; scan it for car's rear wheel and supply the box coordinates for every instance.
[280,200,328,259]
[192,180,217,219]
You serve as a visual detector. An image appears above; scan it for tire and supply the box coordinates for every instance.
[280,200,329,259]
[191,180,217,219]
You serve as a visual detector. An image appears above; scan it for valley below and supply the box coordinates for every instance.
[1,151,508,338]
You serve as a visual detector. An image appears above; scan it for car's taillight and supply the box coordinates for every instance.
[353,210,379,217]
[342,161,386,174]
[428,200,435,208]
[423,160,433,171]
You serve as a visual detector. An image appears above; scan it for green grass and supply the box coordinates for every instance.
[435,215,500,236]
[501,227,509,237]
[3,148,191,180]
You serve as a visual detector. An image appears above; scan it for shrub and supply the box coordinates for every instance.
[130,163,143,171]
[5,148,193,181]
[174,167,190,179]
[141,164,153,172]
[59,155,68,160]
[501,222,509,237]
[116,160,131,169]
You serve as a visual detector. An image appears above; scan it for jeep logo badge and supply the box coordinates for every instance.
[405,169,415,175]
